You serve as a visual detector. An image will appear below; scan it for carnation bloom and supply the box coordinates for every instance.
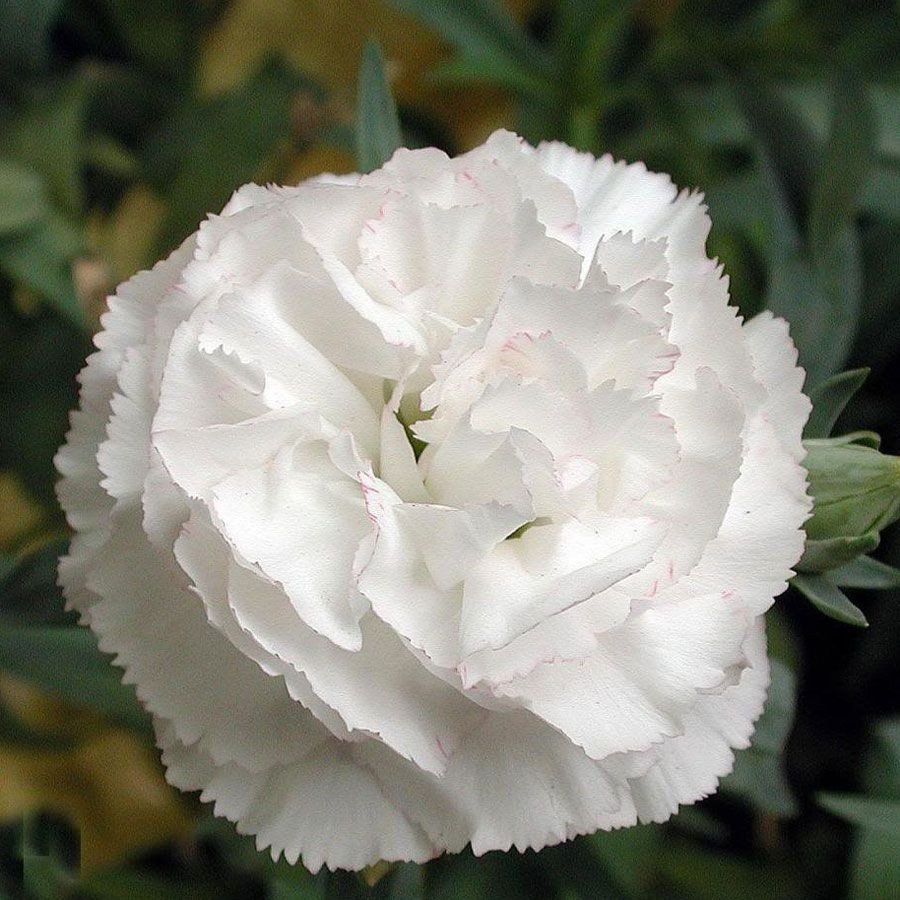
[56,131,811,871]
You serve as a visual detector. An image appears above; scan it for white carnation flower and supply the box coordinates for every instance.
[56,131,811,871]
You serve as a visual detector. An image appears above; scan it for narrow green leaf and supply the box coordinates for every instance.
[799,533,880,573]
[792,573,868,627]
[830,555,900,590]
[430,54,554,103]
[0,76,90,216]
[808,223,864,385]
[733,78,819,243]
[736,78,862,384]
[0,539,75,627]
[78,869,224,900]
[765,238,860,387]
[0,625,148,732]
[0,160,47,236]
[148,60,306,254]
[818,794,900,835]
[355,40,403,174]
[807,431,881,450]
[722,660,797,816]
[0,703,77,751]
[849,830,900,900]
[388,0,553,79]
[808,77,877,256]
[805,368,869,439]
[0,212,85,326]
[861,164,900,220]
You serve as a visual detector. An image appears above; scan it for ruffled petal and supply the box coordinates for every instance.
[85,505,330,771]
[160,725,435,872]
[210,441,372,651]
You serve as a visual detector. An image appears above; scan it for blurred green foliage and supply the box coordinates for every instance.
[1,0,899,898]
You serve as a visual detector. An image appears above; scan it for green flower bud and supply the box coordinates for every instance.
[804,439,900,541]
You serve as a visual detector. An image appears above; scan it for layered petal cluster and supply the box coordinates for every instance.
[56,131,811,871]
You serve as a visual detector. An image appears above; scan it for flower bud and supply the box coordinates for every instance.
[802,438,900,566]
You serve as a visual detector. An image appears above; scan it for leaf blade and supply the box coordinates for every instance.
[805,368,869,439]
[818,794,900,835]
[355,40,403,175]
[829,555,900,590]
[792,573,868,627]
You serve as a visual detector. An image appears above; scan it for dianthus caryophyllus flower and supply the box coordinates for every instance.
[56,131,811,871]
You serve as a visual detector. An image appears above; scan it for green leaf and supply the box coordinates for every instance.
[811,430,881,450]
[804,368,869,439]
[429,54,554,103]
[736,78,864,384]
[147,60,307,254]
[829,555,900,590]
[818,794,900,835]
[0,303,87,506]
[0,625,149,732]
[861,164,900,220]
[809,223,864,385]
[722,660,797,816]
[849,830,900,900]
[0,0,64,73]
[589,824,663,896]
[388,0,553,80]
[0,160,48,236]
[0,212,85,326]
[0,540,75,628]
[78,869,224,900]
[733,78,819,241]
[808,77,877,256]
[792,573,868,627]
[799,533,880,573]
[355,40,403,175]
[0,76,90,217]
[92,0,197,82]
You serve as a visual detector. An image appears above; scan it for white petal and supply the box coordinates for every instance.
[196,265,380,452]
[85,504,329,771]
[160,727,435,872]
[626,616,769,822]
[211,441,371,650]
[355,476,462,669]
[459,516,665,658]
[676,414,811,615]
[743,311,811,461]
[397,501,527,591]
[353,710,636,857]
[495,592,752,759]
[227,560,483,775]
[379,405,429,502]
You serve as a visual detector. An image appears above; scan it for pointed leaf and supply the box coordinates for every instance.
[0,625,148,731]
[355,40,403,174]
[388,0,553,79]
[804,368,869,439]
[148,59,307,254]
[830,555,900,591]
[0,160,47,236]
[793,573,868,627]
[799,533,880,573]
[818,794,900,835]
[808,76,877,257]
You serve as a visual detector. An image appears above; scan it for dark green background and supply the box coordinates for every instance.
[1,1,898,897]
